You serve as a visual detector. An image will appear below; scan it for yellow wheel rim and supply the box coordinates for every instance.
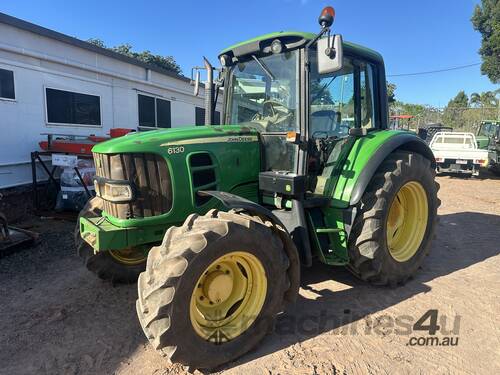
[190,251,267,342]
[386,181,428,262]
[108,248,147,265]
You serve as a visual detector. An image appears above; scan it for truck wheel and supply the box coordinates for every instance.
[490,164,500,176]
[74,197,146,283]
[347,151,440,286]
[136,209,289,370]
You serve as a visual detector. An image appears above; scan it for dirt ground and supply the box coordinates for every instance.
[1,173,499,375]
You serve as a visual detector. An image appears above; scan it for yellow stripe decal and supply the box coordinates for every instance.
[161,135,258,146]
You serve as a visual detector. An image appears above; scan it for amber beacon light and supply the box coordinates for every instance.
[318,6,335,28]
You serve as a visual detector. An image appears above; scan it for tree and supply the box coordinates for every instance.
[470,92,482,107]
[471,0,500,83]
[310,79,334,104]
[442,91,469,129]
[87,38,105,48]
[387,82,397,103]
[470,90,498,107]
[447,90,469,108]
[479,91,498,107]
[87,38,182,75]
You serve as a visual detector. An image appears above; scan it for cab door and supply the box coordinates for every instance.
[306,54,380,199]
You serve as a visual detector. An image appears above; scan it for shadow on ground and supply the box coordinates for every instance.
[2,211,499,374]
[218,211,500,371]
[439,170,500,180]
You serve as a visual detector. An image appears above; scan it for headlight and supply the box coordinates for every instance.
[94,178,134,203]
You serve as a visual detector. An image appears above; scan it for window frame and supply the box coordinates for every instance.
[195,106,205,126]
[44,86,102,127]
[0,68,16,101]
[195,106,221,126]
[224,49,301,133]
[307,52,382,134]
[137,93,172,129]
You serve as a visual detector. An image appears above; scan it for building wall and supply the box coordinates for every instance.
[0,22,221,188]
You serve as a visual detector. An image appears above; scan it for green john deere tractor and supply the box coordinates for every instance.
[476,120,500,174]
[76,6,440,369]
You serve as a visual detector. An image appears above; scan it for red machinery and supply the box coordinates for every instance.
[38,128,134,155]
[33,128,135,210]
[389,115,414,131]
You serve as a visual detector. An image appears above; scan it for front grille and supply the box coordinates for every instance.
[93,152,172,219]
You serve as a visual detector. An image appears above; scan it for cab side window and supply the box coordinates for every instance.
[309,59,356,137]
[360,63,376,129]
[309,57,378,136]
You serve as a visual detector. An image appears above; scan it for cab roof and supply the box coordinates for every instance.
[219,31,384,64]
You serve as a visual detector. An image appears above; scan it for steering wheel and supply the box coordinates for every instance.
[252,100,288,120]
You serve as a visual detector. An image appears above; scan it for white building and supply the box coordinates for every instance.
[0,12,220,188]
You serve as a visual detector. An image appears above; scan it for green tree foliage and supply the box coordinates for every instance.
[442,91,469,129]
[391,101,442,128]
[87,38,182,75]
[470,90,499,107]
[471,0,500,83]
[390,87,499,132]
[442,90,498,131]
[310,79,334,104]
[387,82,397,104]
[447,90,469,108]
[87,38,105,48]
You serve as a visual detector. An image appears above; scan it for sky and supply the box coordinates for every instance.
[1,0,497,107]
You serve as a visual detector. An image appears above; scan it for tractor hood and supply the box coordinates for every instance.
[476,135,490,150]
[92,125,259,154]
[90,125,262,229]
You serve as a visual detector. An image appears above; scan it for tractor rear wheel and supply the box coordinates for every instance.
[75,197,146,283]
[347,151,440,286]
[136,209,289,370]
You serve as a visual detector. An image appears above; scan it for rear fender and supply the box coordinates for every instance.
[332,132,435,208]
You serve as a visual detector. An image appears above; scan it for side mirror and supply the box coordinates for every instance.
[193,71,200,96]
[317,34,343,74]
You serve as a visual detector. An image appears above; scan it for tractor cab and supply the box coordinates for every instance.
[206,11,390,265]
[476,120,500,149]
[476,120,500,174]
[204,16,388,204]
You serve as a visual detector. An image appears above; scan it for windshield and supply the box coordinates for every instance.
[225,50,300,172]
[478,123,499,137]
[226,50,299,133]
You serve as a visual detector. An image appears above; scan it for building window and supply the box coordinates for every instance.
[195,107,221,126]
[0,68,15,100]
[46,88,101,126]
[138,94,171,128]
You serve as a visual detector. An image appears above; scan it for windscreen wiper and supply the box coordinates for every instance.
[312,76,337,102]
[252,55,275,81]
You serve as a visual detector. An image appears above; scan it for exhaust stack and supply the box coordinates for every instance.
[203,57,214,126]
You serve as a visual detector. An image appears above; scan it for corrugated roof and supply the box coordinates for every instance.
[0,12,192,83]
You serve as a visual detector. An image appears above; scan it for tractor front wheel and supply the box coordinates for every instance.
[136,209,289,370]
[74,197,147,283]
[347,151,440,286]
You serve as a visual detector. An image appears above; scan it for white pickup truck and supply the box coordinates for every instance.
[429,132,488,176]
